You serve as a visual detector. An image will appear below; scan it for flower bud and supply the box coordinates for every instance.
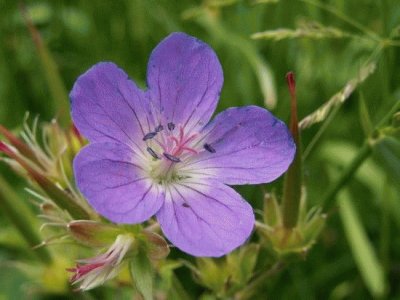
[67,234,135,291]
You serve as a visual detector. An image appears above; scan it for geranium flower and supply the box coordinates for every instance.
[71,32,295,257]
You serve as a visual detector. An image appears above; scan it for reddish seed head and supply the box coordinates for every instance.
[286,72,296,98]
[285,71,299,143]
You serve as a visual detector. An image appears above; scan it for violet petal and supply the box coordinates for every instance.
[147,32,223,132]
[74,142,164,223]
[156,178,254,257]
[182,106,296,185]
[71,62,154,149]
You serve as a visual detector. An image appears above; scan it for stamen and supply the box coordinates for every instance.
[167,122,175,131]
[155,125,164,132]
[163,152,181,163]
[143,132,157,141]
[204,143,216,153]
[147,147,160,159]
[182,133,198,146]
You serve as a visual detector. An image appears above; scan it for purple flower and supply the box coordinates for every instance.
[71,32,295,257]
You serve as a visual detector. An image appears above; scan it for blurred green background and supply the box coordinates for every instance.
[0,0,399,299]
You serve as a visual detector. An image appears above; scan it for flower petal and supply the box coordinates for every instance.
[182,106,296,185]
[147,32,223,132]
[74,142,164,223]
[71,62,154,152]
[156,178,254,257]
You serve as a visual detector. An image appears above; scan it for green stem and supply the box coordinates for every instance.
[322,142,372,209]
[0,175,52,264]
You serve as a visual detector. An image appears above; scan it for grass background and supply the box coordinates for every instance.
[0,0,399,299]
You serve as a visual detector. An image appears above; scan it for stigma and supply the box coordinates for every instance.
[142,122,201,163]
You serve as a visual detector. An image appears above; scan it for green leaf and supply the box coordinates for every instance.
[130,250,153,300]
[339,190,386,298]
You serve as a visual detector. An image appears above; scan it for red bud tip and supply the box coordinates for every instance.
[285,72,299,137]
[0,141,14,156]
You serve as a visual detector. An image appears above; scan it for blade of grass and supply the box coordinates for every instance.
[338,189,386,298]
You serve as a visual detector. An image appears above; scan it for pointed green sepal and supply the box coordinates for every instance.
[130,249,154,300]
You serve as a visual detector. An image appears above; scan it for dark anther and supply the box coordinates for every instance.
[155,125,164,132]
[163,152,181,163]
[147,147,160,159]
[143,132,157,141]
[182,203,190,208]
[167,122,175,131]
[204,143,216,153]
